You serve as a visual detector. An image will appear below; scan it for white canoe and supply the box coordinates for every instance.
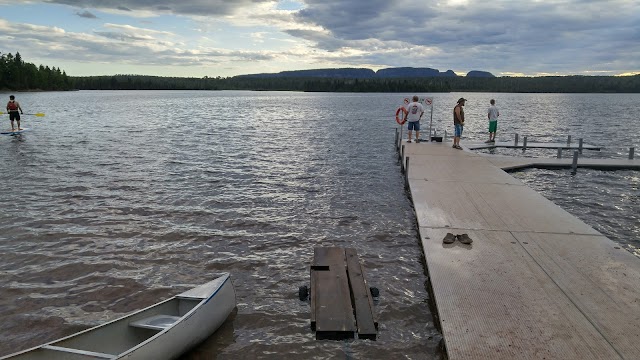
[1,273,235,360]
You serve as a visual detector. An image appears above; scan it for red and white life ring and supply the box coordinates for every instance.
[395,107,408,125]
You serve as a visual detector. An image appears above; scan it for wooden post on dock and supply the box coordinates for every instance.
[401,144,405,164]
[567,135,572,145]
[395,128,399,150]
[579,138,584,154]
[571,151,579,174]
[404,157,410,188]
[514,133,519,146]
[557,148,562,159]
[444,130,447,142]
[523,136,528,150]
[630,147,635,160]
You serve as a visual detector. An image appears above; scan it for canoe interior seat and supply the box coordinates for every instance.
[129,314,182,331]
[42,345,117,359]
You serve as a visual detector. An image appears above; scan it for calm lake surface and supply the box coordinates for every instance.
[0,90,638,359]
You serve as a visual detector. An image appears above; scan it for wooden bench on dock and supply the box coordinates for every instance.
[309,247,377,340]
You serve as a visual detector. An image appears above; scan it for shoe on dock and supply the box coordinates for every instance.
[457,234,473,244]
[443,233,456,244]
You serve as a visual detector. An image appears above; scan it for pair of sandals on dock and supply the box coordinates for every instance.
[443,233,473,244]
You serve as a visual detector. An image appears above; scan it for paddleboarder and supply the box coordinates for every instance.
[6,95,24,131]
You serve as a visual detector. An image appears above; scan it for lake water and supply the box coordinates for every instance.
[0,90,638,359]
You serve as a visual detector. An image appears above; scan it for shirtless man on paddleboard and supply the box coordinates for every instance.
[6,95,24,131]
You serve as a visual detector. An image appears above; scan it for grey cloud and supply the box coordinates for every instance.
[45,0,274,16]
[76,10,97,18]
[291,0,639,75]
[284,29,347,52]
[94,31,152,41]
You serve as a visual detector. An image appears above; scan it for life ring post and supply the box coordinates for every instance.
[395,107,407,125]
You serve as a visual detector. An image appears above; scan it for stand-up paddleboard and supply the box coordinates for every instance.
[1,128,31,135]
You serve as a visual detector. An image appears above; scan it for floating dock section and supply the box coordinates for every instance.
[309,247,377,340]
[400,141,640,359]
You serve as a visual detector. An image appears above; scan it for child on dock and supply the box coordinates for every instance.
[486,99,500,143]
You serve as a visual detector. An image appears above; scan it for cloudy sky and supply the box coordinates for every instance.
[0,0,638,77]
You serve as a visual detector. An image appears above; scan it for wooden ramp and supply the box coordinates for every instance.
[310,247,377,340]
[401,141,640,359]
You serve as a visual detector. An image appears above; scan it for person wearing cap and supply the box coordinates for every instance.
[452,98,466,149]
[403,95,424,143]
[485,99,500,143]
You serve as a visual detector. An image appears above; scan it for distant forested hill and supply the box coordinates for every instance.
[237,68,377,78]
[3,54,637,93]
[236,67,469,79]
[72,73,640,93]
[0,52,73,91]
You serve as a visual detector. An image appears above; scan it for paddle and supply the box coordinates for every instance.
[0,111,45,117]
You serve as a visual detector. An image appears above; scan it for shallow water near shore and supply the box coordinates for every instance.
[0,90,638,358]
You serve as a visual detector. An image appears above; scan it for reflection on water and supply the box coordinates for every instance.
[0,91,638,358]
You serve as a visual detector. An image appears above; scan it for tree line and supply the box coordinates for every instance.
[2,51,639,93]
[0,52,72,91]
[72,74,640,93]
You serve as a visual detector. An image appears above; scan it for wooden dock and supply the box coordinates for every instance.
[400,141,640,359]
[309,247,377,340]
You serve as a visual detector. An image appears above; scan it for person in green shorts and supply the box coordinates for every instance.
[485,99,499,143]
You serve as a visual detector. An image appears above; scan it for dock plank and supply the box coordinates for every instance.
[411,181,600,235]
[420,228,621,359]
[406,156,522,185]
[513,232,640,358]
[345,248,377,340]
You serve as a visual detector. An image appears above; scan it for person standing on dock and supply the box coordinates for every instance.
[404,95,424,143]
[486,99,500,143]
[452,98,466,149]
[6,95,24,131]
